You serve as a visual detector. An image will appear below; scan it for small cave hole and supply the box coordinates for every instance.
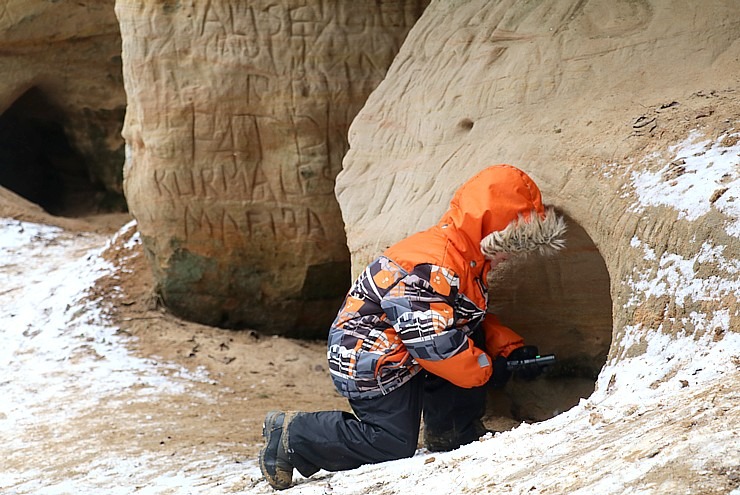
[485,214,612,425]
[458,118,475,131]
[0,87,111,217]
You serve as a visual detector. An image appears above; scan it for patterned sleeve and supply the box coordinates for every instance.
[380,264,492,388]
[380,264,465,361]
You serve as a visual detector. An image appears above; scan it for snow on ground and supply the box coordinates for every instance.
[1,131,739,494]
[0,220,250,494]
[1,215,737,494]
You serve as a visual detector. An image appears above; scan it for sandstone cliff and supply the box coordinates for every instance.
[1,2,739,492]
[338,0,740,406]
[116,0,428,335]
[0,0,125,215]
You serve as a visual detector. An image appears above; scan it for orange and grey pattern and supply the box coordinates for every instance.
[327,256,487,399]
[327,165,557,399]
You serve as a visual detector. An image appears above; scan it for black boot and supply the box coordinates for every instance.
[259,411,294,490]
[423,418,490,452]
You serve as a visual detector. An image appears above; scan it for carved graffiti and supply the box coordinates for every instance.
[183,204,327,244]
[152,161,278,202]
[117,0,428,331]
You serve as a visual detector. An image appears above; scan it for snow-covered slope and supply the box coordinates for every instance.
[1,173,738,494]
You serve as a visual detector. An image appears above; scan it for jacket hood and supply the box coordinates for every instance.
[438,165,566,257]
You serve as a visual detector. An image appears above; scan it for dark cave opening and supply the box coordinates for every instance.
[0,87,111,217]
[485,214,613,424]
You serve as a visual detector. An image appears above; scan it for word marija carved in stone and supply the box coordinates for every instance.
[179,204,328,244]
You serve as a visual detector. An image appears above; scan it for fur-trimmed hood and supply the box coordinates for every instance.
[438,165,567,257]
[383,164,565,314]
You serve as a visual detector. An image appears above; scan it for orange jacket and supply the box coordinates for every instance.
[327,165,548,399]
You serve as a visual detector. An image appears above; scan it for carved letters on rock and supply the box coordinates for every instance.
[116,1,428,335]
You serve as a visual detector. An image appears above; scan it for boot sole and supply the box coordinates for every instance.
[259,411,292,490]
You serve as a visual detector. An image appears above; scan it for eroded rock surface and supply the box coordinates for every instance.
[0,1,126,215]
[338,0,740,415]
[117,1,428,335]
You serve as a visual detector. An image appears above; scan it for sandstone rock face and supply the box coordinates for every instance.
[0,1,126,215]
[339,0,740,416]
[116,1,428,335]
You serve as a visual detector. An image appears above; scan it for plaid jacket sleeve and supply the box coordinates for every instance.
[380,264,493,388]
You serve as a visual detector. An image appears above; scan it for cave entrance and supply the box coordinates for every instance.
[485,214,612,425]
[0,87,109,217]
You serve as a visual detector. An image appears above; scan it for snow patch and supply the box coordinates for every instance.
[625,238,740,308]
[0,219,237,494]
[629,131,740,237]
[0,220,208,426]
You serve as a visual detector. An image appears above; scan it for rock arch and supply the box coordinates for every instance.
[0,1,127,217]
[338,0,740,424]
[487,215,612,421]
[0,88,109,216]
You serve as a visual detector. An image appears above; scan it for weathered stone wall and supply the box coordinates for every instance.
[0,1,125,213]
[116,1,428,335]
[338,0,740,413]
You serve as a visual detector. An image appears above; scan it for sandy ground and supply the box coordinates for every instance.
[95,219,351,458]
[91,219,529,459]
[0,193,526,493]
[1,162,738,494]
[0,207,346,493]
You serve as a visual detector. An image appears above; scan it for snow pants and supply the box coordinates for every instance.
[284,371,488,477]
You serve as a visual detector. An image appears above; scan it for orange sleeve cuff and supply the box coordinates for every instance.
[482,314,524,358]
[416,339,492,388]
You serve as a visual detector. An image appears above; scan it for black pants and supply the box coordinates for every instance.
[285,372,488,477]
